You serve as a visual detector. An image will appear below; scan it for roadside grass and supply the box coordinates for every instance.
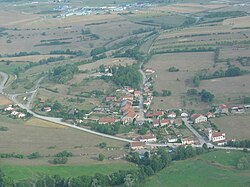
[0,162,136,182]
[26,118,67,129]
[142,150,250,187]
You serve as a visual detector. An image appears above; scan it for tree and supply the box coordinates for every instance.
[193,75,200,87]
[162,90,171,96]
[138,127,147,135]
[200,89,214,102]
[202,143,208,150]
[187,89,198,96]
[124,174,136,187]
[98,154,105,161]
[225,67,241,77]
[152,91,159,97]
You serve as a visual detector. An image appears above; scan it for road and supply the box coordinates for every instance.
[0,72,9,93]
[0,72,132,143]
[182,118,208,145]
[137,62,147,122]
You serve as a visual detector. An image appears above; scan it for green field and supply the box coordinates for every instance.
[0,162,136,181]
[142,150,250,187]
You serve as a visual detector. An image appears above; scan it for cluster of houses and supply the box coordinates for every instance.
[3,105,27,119]
[97,87,141,125]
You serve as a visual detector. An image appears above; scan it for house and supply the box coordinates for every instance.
[120,101,132,113]
[144,87,150,93]
[143,100,151,107]
[134,91,141,97]
[4,106,14,111]
[215,104,229,114]
[206,112,215,118]
[168,112,176,118]
[181,137,194,145]
[18,113,26,118]
[210,131,226,143]
[99,117,117,125]
[191,114,207,124]
[174,119,183,127]
[122,95,133,101]
[127,87,134,93]
[44,107,51,112]
[160,119,171,126]
[146,110,164,119]
[40,100,46,103]
[153,119,160,127]
[11,111,19,116]
[145,68,155,74]
[105,96,116,102]
[130,142,146,150]
[139,134,157,143]
[181,112,189,118]
[122,109,138,124]
[168,137,178,143]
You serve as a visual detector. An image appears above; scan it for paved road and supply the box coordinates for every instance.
[182,118,208,145]
[0,72,8,93]
[0,72,132,143]
[137,62,147,122]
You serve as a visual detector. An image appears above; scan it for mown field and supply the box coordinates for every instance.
[142,150,250,187]
[0,114,128,164]
[145,52,214,111]
[211,114,250,140]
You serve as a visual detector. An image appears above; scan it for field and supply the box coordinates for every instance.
[200,75,250,104]
[142,150,250,187]
[0,54,69,63]
[78,57,136,71]
[0,94,11,105]
[211,115,250,140]
[0,115,128,164]
[145,52,214,110]
[0,161,135,181]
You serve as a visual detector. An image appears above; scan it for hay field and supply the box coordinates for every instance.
[200,75,250,104]
[0,114,127,164]
[223,16,250,28]
[220,47,250,59]
[145,52,214,109]
[0,95,11,105]
[211,115,250,140]
[0,10,40,27]
[0,55,69,63]
[149,3,227,13]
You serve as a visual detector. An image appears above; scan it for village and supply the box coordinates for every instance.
[2,65,250,153]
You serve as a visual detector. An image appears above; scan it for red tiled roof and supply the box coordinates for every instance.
[131,141,146,147]
[99,118,116,124]
[191,114,203,119]
[212,132,225,137]
[160,119,171,124]
[219,104,227,109]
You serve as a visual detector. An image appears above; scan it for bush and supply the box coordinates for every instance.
[98,142,107,149]
[54,150,73,157]
[0,127,8,131]
[27,152,41,159]
[98,154,105,161]
[168,67,179,72]
[51,157,68,164]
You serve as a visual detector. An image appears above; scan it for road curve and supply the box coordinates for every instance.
[0,72,132,143]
